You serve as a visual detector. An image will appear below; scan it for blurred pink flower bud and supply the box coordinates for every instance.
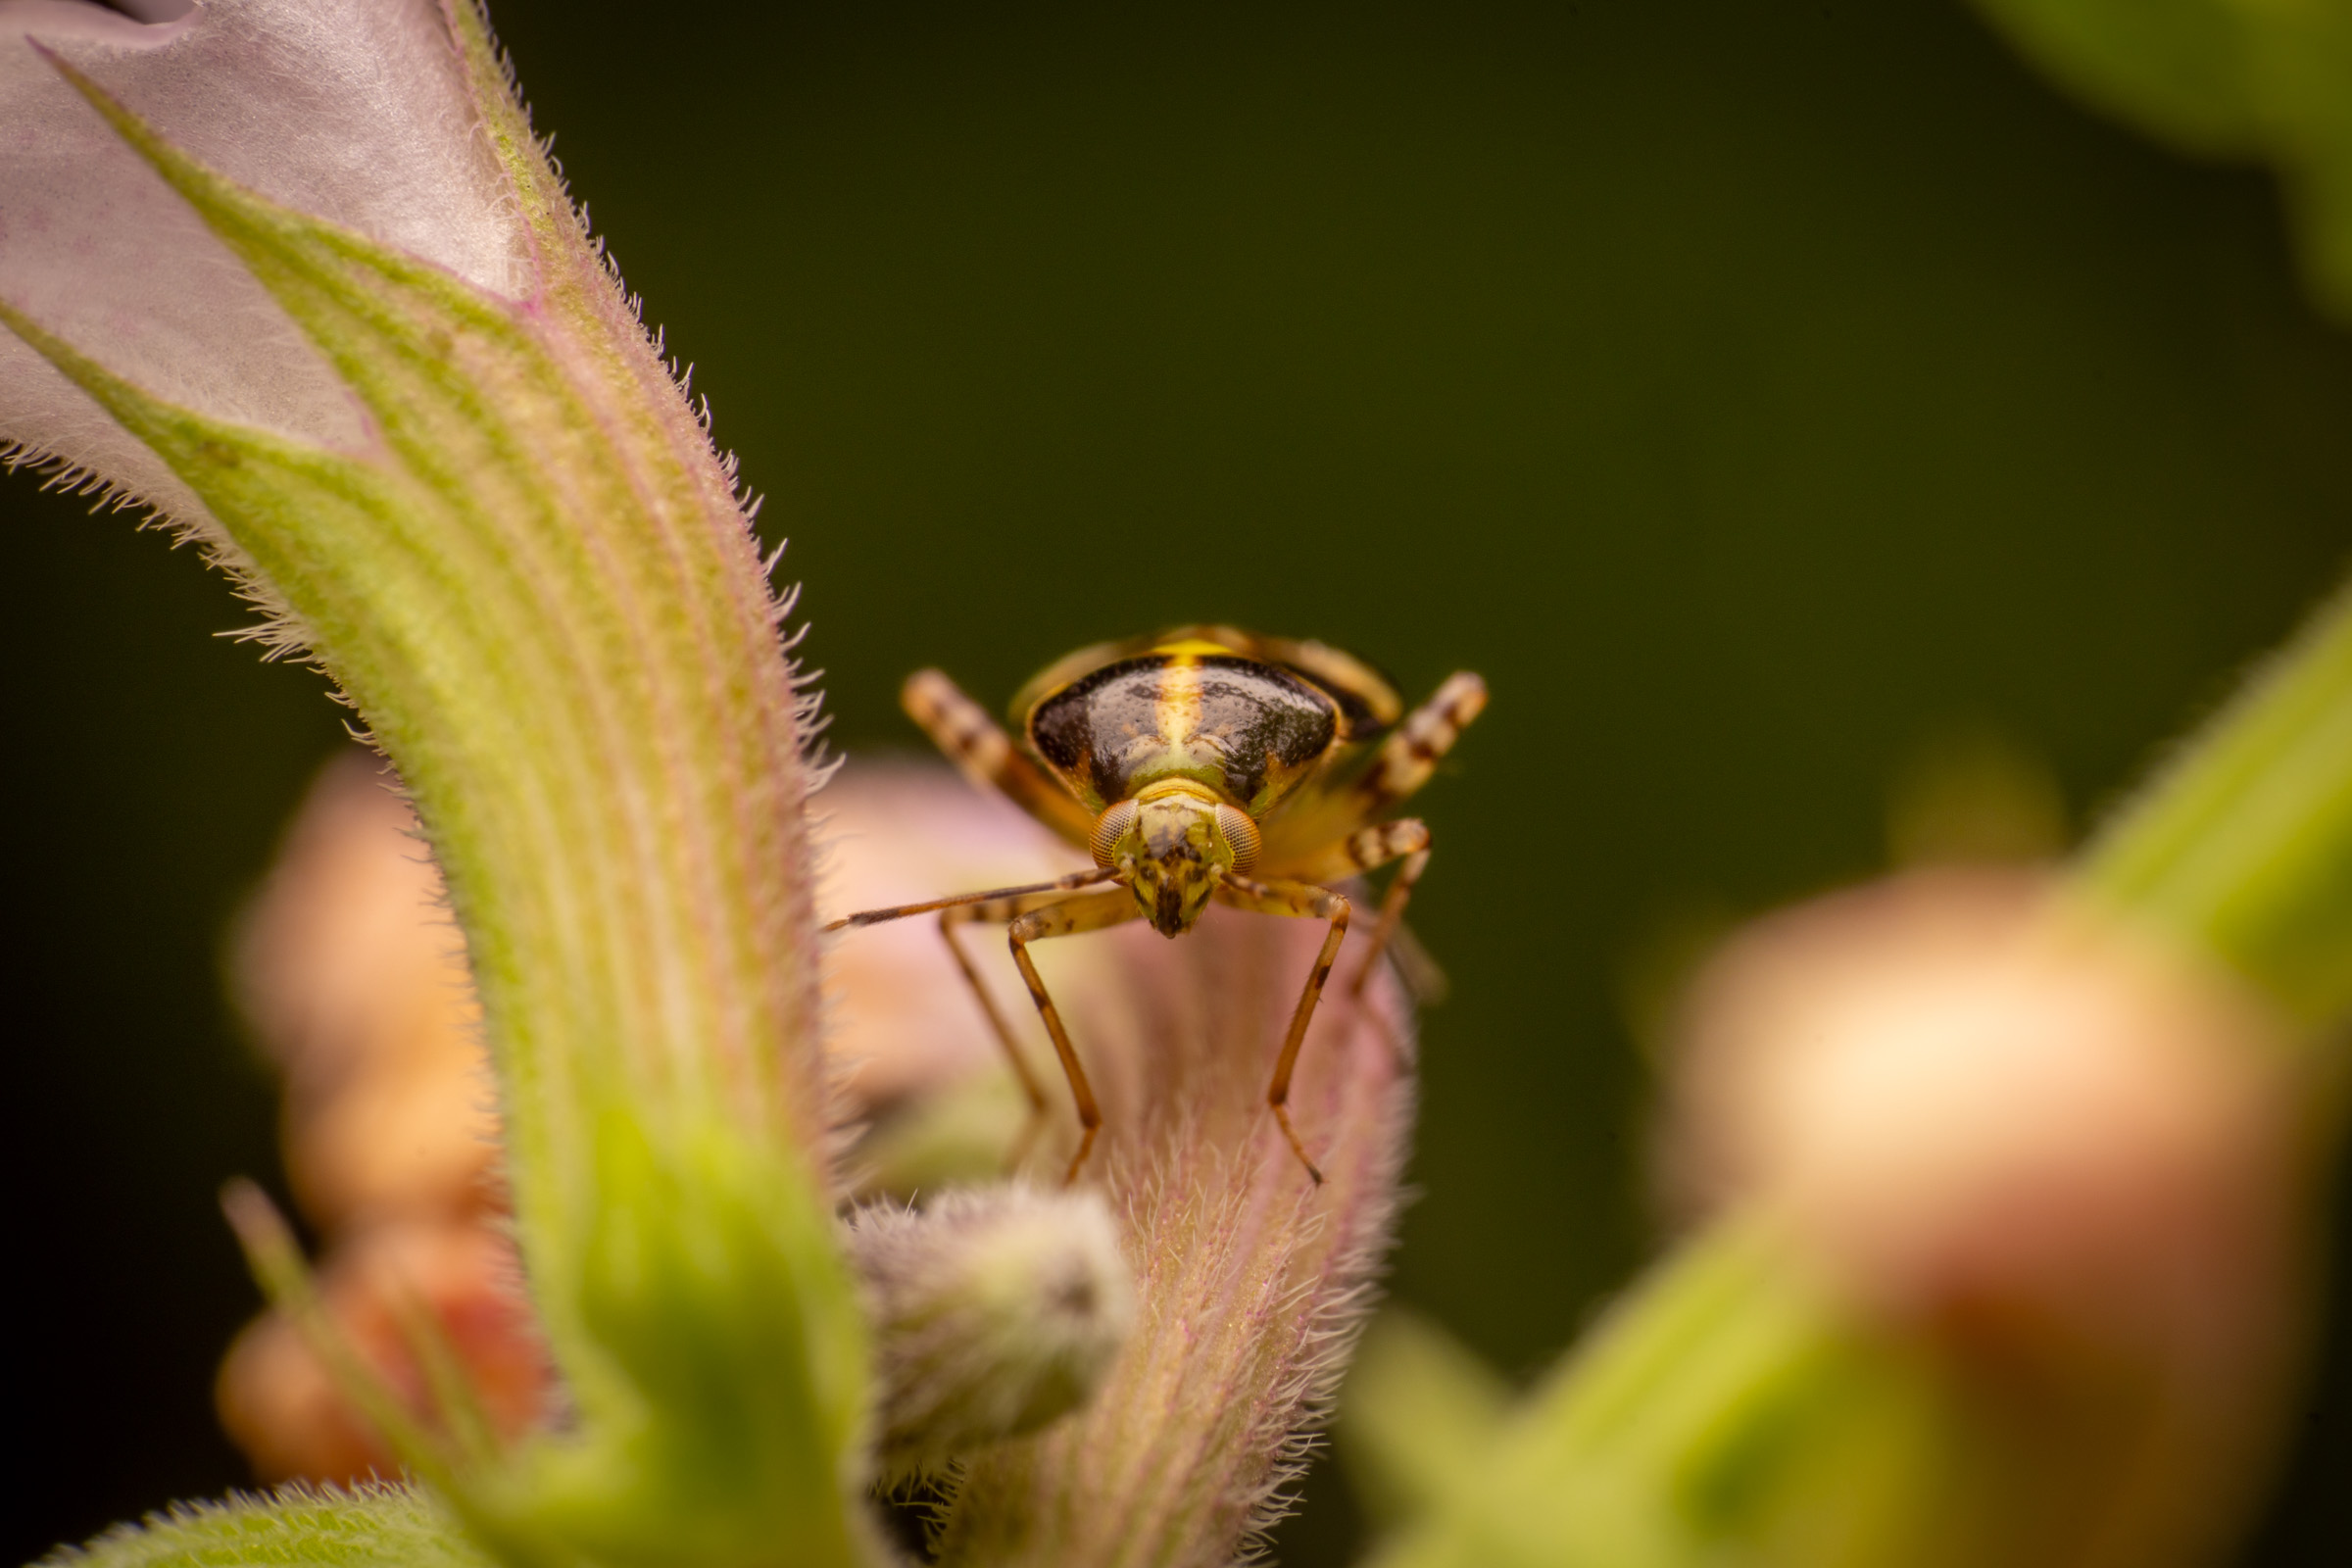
[1664,868,2311,1566]
[234,754,498,1229]
[216,1218,546,1485]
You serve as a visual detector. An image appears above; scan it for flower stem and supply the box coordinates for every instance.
[2081,579,2352,1033]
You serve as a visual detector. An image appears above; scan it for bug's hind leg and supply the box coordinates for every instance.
[1005,888,1145,1184]
[1213,873,1352,1185]
[1350,671,1488,817]
[1348,845,1435,1078]
[904,669,1097,845]
[1352,846,1431,1001]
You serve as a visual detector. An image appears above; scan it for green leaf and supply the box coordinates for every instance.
[1967,0,2262,153]
[39,1486,494,1568]
[1362,1219,1933,1568]
[1360,1212,2202,1568]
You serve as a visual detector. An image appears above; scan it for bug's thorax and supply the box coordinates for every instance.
[1093,780,1262,938]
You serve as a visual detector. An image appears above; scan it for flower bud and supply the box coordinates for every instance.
[848,1187,1135,1474]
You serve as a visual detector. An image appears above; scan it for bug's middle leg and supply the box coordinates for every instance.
[1282,818,1434,999]
[1213,873,1352,1185]
[1004,887,1145,1184]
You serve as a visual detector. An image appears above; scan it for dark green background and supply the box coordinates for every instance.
[7,1,2348,1562]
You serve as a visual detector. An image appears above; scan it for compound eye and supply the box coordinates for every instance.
[1215,805,1261,874]
[1091,801,1139,867]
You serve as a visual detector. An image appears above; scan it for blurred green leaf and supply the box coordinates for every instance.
[1361,1218,1959,1568]
[1358,507,2352,1568]
[1338,1310,1513,1532]
[1974,0,2352,317]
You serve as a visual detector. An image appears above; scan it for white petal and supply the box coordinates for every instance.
[0,0,529,516]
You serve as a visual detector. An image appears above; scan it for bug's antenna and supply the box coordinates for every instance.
[823,864,1123,932]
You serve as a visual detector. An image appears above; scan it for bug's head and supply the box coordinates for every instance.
[1092,782,1261,937]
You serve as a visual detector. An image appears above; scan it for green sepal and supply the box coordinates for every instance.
[514,1108,872,1568]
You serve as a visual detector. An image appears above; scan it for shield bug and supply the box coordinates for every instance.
[826,626,1486,1184]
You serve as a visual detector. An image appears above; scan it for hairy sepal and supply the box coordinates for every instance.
[930,911,1416,1568]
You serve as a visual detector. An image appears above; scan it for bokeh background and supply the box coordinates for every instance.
[7,0,2350,1561]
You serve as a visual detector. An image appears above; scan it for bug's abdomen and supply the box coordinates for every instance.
[1029,655,1339,813]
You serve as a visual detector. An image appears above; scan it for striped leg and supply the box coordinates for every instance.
[1006,888,1145,1184]
[1213,873,1352,1186]
[826,869,1123,1173]
[1259,671,1486,864]
[904,669,1097,845]
[1351,671,1488,817]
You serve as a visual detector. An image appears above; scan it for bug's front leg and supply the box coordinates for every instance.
[1213,873,1352,1185]
[825,870,1124,1174]
[1005,887,1145,1184]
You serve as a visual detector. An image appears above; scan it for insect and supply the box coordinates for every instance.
[826,626,1486,1185]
